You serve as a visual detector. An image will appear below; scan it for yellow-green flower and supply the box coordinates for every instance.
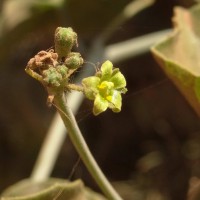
[82,60,127,115]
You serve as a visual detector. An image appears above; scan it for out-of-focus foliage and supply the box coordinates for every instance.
[1,1,200,200]
[0,0,65,32]
[1,178,106,200]
[152,3,200,116]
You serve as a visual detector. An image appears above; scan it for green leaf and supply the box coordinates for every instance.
[151,3,200,116]
[1,178,106,200]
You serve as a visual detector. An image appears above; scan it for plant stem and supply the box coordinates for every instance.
[30,0,156,183]
[66,83,84,92]
[25,68,43,82]
[53,91,123,200]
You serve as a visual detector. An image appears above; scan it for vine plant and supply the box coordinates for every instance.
[25,27,127,200]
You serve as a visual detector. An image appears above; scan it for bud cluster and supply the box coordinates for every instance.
[26,27,83,88]
[25,27,127,115]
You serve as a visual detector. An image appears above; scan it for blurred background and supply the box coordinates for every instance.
[0,0,199,199]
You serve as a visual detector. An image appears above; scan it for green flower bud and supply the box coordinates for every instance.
[54,27,77,59]
[42,65,68,87]
[43,67,62,87]
[56,65,68,77]
[82,60,127,115]
[65,52,84,69]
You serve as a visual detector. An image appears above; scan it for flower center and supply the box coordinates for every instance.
[98,81,114,98]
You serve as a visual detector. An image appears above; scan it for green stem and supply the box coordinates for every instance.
[53,91,123,200]
[66,83,84,92]
[25,68,43,82]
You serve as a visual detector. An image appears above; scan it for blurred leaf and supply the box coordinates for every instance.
[1,0,65,31]
[31,0,66,12]
[151,3,200,116]
[1,178,106,200]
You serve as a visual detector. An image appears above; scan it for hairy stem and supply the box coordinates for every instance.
[53,91,123,200]
[25,68,43,82]
[66,83,84,92]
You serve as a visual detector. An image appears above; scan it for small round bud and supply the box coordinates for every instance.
[43,67,62,87]
[65,52,84,69]
[54,27,77,59]
[42,65,68,87]
[56,65,68,77]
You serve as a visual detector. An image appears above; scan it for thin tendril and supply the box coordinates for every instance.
[84,61,100,73]
[68,157,81,180]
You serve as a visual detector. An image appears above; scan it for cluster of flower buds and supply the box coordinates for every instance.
[25,27,127,115]
[26,27,83,88]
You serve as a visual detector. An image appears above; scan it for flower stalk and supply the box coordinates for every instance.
[51,89,123,200]
[66,83,84,92]
[25,27,126,200]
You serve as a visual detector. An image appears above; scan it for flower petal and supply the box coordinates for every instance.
[82,76,100,100]
[107,90,122,113]
[110,71,126,89]
[101,60,113,80]
[93,94,108,115]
